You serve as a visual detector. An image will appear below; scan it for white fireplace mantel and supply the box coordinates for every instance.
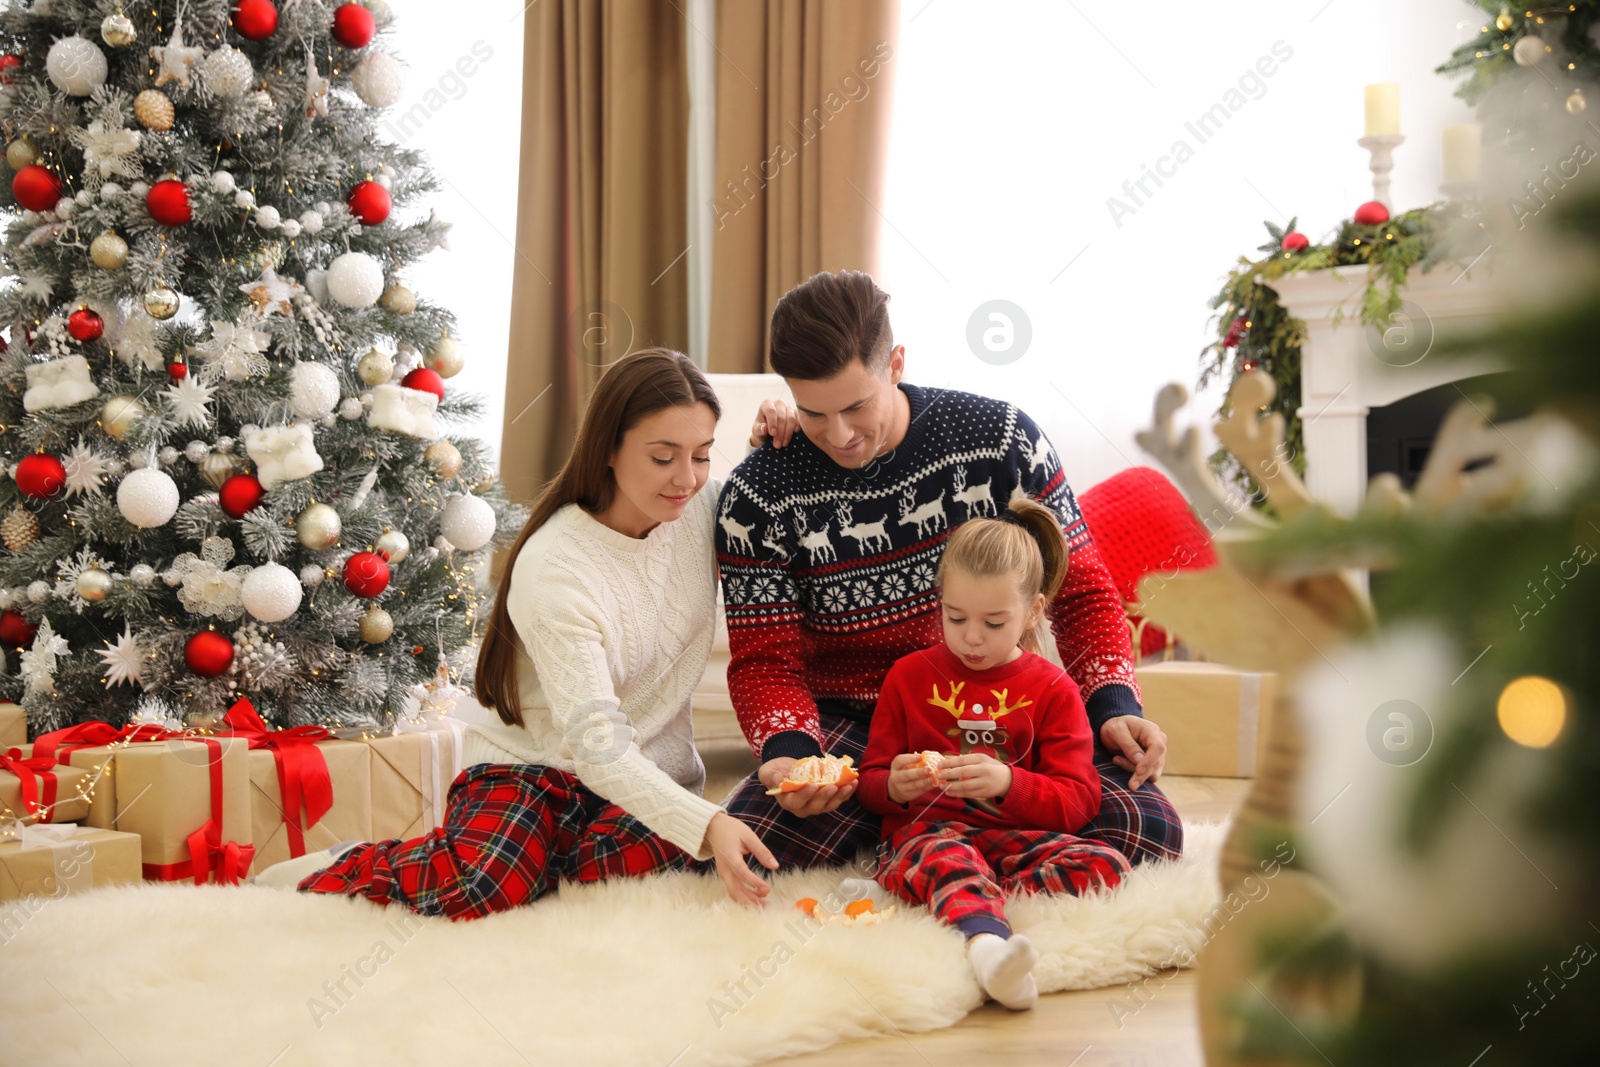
[1271,263,1505,514]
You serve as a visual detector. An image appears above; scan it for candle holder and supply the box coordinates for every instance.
[1358,133,1405,209]
[1439,178,1480,202]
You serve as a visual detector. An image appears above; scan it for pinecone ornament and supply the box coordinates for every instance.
[134,89,175,131]
[2,507,40,551]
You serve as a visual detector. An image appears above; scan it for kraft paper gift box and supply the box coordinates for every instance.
[0,824,141,902]
[0,702,24,748]
[1134,661,1279,778]
[110,736,254,883]
[11,741,117,829]
[0,751,92,824]
[244,738,373,874]
[364,719,467,841]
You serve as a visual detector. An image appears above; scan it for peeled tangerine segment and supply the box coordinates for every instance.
[913,750,946,776]
[765,754,859,795]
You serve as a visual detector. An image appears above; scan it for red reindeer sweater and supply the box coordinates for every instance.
[857,643,1102,840]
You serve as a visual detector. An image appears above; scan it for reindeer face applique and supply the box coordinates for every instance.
[925,682,1033,762]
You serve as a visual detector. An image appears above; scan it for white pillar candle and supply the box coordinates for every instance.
[1441,123,1482,183]
[1364,82,1401,136]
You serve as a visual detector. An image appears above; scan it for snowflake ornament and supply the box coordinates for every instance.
[18,272,55,302]
[114,309,165,372]
[130,697,183,730]
[69,118,142,181]
[98,626,147,688]
[163,374,217,428]
[150,24,203,89]
[20,618,69,698]
[192,318,270,382]
[62,437,114,497]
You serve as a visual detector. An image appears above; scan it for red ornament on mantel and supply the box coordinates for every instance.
[167,361,189,380]
[343,551,391,598]
[219,473,265,518]
[347,180,391,226]
[147,179,192,226]
[12,165,62,212]
[232,0,279,40]
[1352,200,1390,226]
[401,367,444,401]
[1281,231,1309,252]
[185,631,235,676]
[68,307,105,342]
[331,3,377,49]
[0,609,37,648]
[15,454,66,499]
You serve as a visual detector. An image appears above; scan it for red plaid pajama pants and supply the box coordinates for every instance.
[297,763,696,920]
[876,820,1132,933]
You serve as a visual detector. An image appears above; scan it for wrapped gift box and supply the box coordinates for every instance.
[245,739,373,874]
[112,737,254,883]
[0,702,24,748]
[0,824,142,901]
[1134,661,1279,778]
[11,741,117,829]
[1,752,92,824]
[365,719,467,841]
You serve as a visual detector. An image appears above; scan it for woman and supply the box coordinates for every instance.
[256,348,778,916]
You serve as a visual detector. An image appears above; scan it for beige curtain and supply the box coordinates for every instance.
[499,0,692,502]
[707,0,902,373]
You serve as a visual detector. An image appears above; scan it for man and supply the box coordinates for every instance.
[717,270,1181,871]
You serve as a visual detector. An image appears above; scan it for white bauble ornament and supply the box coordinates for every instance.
[279,219,302,238]
[158,446,180,466]
[211,171,236,194]
[438,494,496,551]
[255,205,281,229]
[76,567,113,601]
[368,0,394,26]
[184,440,209,463]
[326,252,384,308]
[1513,34,1547,66]
[299,209,324,235]
[54,198,76,218]
[101,13,137,47]
[295,502,342,550]
[339,397,365,420]
[350,52,403,107]
[241,562,303,623]
[359,606,394,643]
[375,529,409,563]
[117,467,180,527]
[102,395,148,439]
[129,563,156,587]
[102,181,124,198]
[300,564,325,588]
[234,189,256,209]
[201,45,253,98]
[74,189,94,206]
[290,361,341,419]
[425,334,464,378]
[28,580,51,604]
[357,347,394,385]
[47,36,108,96]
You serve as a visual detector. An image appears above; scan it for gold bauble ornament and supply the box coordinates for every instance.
[5,138,38,170]
[472,469,497,493]
[1495,6,1514,32]
[424,440,463,480]
[90,230,129,270]
[101,395,147,440]
[424,334,463,378]
[76,567,113,601]
[199,453,241,488]
[374,529,410,564]
[359,606,394,644]
[134,89,175,131]
[357,347,395,386]
[295,502,343,550]
[101,11,137,47]
[1567,88,1587,115]
[380,283,416,315]
[1,507,40,552]
[142,285,180,320]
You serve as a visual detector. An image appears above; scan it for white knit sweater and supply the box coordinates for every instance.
[462,480,723,860]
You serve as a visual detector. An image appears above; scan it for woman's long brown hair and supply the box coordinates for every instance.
[475,348,721,726]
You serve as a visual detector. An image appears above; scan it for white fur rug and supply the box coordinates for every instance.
[0,822,1225,1066]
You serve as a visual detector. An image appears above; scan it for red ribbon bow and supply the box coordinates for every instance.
[32,720,186,766]
[1,746,61,821]
[221,698,334,858]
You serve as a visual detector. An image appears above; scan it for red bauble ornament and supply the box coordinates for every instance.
[68,307,105,342]
[0,609,37,648]
[147,179,192,226]
[1353,200,1390,226]
[219,473,265,518]
[232,0,279,40]
[1281,231,1309,252]
[1222,316,1248,349]
[185,631,235,676]
[12,165,62,212]
[331,3,377,48]
[15,454,66,499]
[0,54,20,85]
[347,180,391,225]
[343,551,391,598]
[167,361,189,380]
[401,367,445,401]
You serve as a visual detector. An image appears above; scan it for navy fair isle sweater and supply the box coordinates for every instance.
[715,382,1143,762]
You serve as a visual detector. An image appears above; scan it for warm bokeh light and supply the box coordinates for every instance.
[1496,675,1567,748]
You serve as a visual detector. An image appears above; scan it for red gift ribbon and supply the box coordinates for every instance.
[140,733,256,885]
[32,720,184,767]
[1,746,60,822]
[221,698,334,858]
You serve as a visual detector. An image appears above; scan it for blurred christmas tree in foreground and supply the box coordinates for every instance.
[0,0,520,732]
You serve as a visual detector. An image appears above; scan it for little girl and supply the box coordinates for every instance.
[856,499,1132,1010]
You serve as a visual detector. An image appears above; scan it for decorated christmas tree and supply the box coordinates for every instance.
[0,0,520,733]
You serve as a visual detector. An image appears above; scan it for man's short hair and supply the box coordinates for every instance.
[769,270,894,380]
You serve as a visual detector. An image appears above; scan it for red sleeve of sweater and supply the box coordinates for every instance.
[1047,532,1142,713]
[856,661,910,817]
[996,673,1103,834]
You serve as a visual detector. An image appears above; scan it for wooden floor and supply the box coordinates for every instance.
[702,746,1251,1067]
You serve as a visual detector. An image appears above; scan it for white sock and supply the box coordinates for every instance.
[966,932,1038,1010]
[250,841,361,889]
